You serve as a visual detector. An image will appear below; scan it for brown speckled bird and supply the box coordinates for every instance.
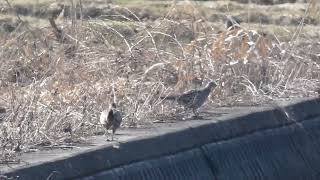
[100,103,122,141]
[161,81,217,116]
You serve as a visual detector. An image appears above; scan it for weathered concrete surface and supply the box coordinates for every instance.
[81,117,320,180]
[203,117,320,180]
[81,149,216,180]
[2,98,320,180]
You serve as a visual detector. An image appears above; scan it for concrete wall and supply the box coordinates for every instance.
[4,98,320,180]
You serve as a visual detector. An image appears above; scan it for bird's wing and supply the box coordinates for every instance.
[179,90,200,102]
[105,109,114,130]
[113,111,122,127]
[178,89,205,107]
[181,89,199,97]
[162,88,201,101]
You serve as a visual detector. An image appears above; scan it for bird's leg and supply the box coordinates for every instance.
[102,124,108,138]
[193,108,201,117]
[70,131,73,141]
[102,126,107,140]
[192,108,198,116]
[181,106,189,115]
[111,129,116,141]
[175,106,182,114]
[106,130,112,141]
[192,108,204,119]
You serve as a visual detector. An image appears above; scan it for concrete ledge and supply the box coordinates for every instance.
[79,115,320,180]
[81,149,215,180]
[203,116,320,180]
[3,98,320,179]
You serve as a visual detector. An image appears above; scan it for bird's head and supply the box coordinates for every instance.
[111,102,117,109]
[207,81,217,90]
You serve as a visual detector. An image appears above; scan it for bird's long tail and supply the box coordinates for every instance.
[160,95,177,100]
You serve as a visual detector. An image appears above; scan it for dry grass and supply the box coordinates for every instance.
[0,0,319,162]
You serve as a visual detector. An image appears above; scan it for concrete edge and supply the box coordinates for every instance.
[3,98,320,179]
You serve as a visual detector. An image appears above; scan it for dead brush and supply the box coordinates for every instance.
[0,0,319,160]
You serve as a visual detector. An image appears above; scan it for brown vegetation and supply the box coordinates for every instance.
[0,0,319,162]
